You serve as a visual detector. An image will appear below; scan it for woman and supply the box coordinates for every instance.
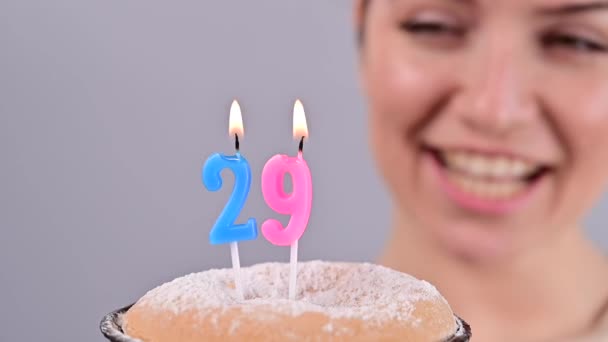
[355,0,608,340]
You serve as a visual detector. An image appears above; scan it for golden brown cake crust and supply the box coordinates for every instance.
[124,261,458,342]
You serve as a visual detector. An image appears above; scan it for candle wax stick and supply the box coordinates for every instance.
[289,240,298,300]
[230,242,244,301]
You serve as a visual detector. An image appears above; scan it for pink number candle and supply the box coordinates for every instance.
[261,99,312,300]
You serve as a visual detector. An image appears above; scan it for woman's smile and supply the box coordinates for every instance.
[423,146,551,214]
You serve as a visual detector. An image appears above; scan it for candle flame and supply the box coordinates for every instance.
[293,99,308,140]
[228,100,244,138]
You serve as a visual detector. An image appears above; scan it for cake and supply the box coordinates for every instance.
[101,261,471,341]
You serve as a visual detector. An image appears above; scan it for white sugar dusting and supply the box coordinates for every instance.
[136,261,445,326]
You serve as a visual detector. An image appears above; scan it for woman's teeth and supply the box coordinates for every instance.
[439,150,542,200]
[442,150,537,179]
[448,172,526,199]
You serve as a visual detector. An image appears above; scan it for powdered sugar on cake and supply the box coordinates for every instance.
[135,261,447,325]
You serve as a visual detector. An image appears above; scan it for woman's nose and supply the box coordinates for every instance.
[456,44,537,138]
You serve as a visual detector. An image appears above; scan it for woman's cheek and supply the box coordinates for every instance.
[544,80,608,224]
[551,79,608,164]
[366,55,449,131]
[574,94,608,152]
[572,97,608,194]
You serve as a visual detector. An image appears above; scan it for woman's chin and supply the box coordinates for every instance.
[431,220,515,263]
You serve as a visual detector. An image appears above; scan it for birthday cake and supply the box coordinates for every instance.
[101,261,471,341]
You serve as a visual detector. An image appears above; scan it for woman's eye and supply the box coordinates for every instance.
[542,33,608,54]
[400,20,464,37]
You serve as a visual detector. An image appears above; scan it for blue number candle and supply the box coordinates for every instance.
[203,152,257,244]
[201,100,256,301]
[203,100,257,245]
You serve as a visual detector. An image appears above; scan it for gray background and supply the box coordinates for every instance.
[1,1,606,341]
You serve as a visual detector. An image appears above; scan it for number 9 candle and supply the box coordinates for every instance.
[202,100,257,300]
[261,99,312,300]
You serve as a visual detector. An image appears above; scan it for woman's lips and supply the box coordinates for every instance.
[424,148,547,215]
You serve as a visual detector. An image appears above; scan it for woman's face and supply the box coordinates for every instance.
[358,0,608,261]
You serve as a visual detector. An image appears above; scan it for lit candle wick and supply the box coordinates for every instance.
[235,133,240,153]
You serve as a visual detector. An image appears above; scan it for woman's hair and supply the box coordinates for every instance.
[358,0,370,44]
[362,0,370,11]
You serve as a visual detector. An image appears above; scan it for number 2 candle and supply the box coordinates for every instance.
[261,99,312,300]
[202,100,257,300]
